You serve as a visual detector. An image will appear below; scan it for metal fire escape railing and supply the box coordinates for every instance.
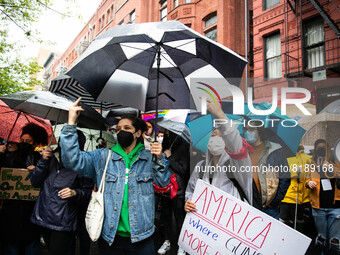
[284,0,340,78]
[309,0,340,38]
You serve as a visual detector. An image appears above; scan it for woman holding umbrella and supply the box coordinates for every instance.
[59,98,171,254]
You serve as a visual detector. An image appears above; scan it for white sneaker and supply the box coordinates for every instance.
[177,247,186,255]
[158,241,171,254]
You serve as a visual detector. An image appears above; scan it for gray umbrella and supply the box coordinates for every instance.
[0,91,108,130]
[320,99,340,114]
[156,118,191,144]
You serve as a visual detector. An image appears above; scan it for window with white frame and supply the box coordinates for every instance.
[160,1,167,22]
[185,0,191,3]
[304,18,325,69]
[265,33,282,79]
[174,0,178,8]
[130,10,135,24]
[264,0,280,10]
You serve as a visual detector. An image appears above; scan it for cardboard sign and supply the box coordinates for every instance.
[179,179,311,255]
[0,168,40,201]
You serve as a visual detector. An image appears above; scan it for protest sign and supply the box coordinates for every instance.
[179,179,311,255]
[0,168,40,201]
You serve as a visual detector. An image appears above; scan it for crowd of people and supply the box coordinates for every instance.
[0,97,339,255]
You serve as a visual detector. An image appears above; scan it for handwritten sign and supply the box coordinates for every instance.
[179,179,311,255]
[0,168,40,201]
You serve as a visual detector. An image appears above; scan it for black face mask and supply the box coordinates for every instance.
[117,130,135,148]
[19,142,34,152]
[316,147,326,158]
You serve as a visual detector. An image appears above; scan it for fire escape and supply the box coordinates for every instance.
[284,0,340,78]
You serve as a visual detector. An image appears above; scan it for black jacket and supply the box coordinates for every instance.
[166,138,190,198]
[30,156,93,232]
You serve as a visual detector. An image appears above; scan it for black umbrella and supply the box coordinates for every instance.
[0,91,109,130]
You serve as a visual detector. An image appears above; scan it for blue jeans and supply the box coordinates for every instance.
[98,235,155,255]
[3,240,40,255]
[262,207,280,220]
[312,207,340,255]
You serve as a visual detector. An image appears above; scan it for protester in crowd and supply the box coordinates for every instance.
[243,122,290,219]
[30,130,93,255]
[143,121,155,150]
[280,145,313,232]
[157,131,190,255]
[0,123,48,255]
[306,139,340,255]
[60,98,171,254]
[185,100,253,212]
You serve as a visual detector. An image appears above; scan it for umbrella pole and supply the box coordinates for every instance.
[294,178,299,230]
[49,109,61,146]
[7,111,21,141]
[152,45,161,162]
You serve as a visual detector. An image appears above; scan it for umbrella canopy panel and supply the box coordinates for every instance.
[0,91,109,130]
[299,112,340,148]
[0,100,56,144]
[50,74,125,111]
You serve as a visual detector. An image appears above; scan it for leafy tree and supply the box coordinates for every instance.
[0,0,76,96]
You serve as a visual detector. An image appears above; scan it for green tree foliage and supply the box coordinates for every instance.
[0,0,57,96]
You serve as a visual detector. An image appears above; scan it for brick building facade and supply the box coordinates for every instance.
[252,0,340,112]
[50,0,252,93]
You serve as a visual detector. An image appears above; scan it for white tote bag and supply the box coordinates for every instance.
[85,150,111,242]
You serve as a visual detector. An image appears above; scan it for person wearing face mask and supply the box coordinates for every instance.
[157,130,189,255]
[306,139,340,255]
[185,100,253,214]
[143,121,155,150]
[59,98,171,255]
[0,123,48,255]
[243,123,290,219]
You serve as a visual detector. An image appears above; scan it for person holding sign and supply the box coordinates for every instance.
[306,139,340,255]
[0,123,47,255]
[30,130,93,255]
[185,100,253,212]
[59,98,171,255]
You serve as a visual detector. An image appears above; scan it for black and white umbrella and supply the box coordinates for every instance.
[50,74,124,111]
[61,20,247,113]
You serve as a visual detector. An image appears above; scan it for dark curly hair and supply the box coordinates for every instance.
[21,123,48,146]
[119,115,147,143]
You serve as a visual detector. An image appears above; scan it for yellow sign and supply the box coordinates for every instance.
[0,168,40,201]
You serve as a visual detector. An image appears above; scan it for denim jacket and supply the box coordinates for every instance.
[60,124,170,244]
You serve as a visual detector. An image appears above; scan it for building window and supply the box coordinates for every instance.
[111,5,114,19]
[205,28,217,41]
[92,25,96,40]
[174,0,178,8]
[107,9,110,23]
[203,13,217,42]
[264,0,280,10]
[205,15,217,27]
[160,1,167,22]
[130,10,135,24]
[102,15,105,28]
[265,33,282,79]
[119,19,124,25]
[99,19,101,30]
[304,18,325,69]
[185,0,191,3]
